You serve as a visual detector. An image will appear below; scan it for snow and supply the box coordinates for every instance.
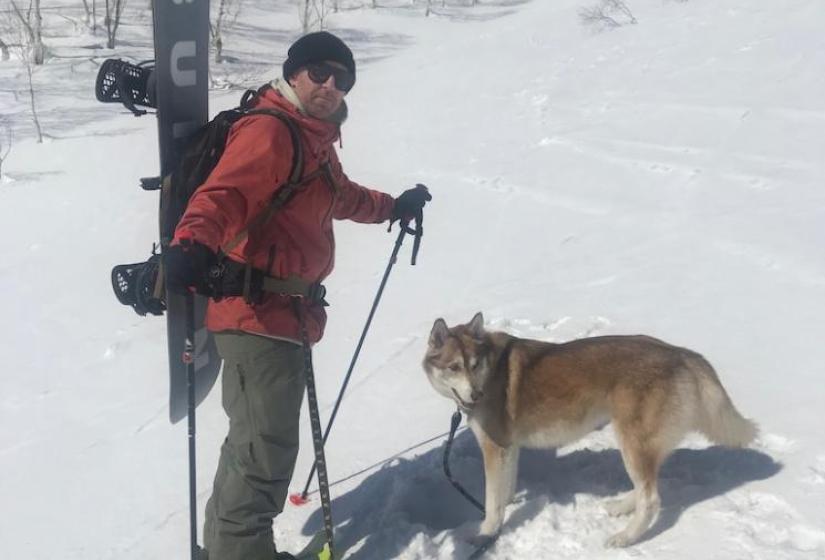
[1,0,824,558]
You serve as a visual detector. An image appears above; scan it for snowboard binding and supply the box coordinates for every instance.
[95,59,157,116]
[111,250,166,316]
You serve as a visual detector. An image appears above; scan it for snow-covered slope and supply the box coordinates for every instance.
[1,0,824,558]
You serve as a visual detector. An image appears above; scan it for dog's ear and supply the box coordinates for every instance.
[468,312,485,338]
[429,318,449,348]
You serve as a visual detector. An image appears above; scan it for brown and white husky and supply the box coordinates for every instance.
[423,312,757,547]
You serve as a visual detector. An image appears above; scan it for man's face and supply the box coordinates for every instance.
[289,60,350,120]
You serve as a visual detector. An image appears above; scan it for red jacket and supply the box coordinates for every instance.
[174,86,395,343]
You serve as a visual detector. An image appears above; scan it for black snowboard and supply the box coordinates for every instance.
[151,0,221,423]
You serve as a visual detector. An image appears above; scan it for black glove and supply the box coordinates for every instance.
[164,239,218,295]
[392,183,432,226]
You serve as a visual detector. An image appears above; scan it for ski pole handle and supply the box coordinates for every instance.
[401,213,423,266]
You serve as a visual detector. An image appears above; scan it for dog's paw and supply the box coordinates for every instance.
[468,533,499,549]
[478,519,502,539]
[454,520,481,541]
[604,531,635,548]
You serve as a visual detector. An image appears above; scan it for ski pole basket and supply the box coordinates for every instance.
[95,59,157,116]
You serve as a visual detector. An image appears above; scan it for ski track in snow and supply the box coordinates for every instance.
[486,314,612,342]
[460,174,613,216]
[535,129,818,195]
[714,492,825,555]
[804,456,825,486]
[714,240,825,287]
[331,334,421,404]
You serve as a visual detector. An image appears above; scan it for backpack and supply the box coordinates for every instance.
[160,86,304,242]
[113,87,305,316]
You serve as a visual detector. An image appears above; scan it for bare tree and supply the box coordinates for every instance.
[421,0,482,16]
[0,4,12,61]
[316,0,330,29]
[0,120,11,178]
[299,0,312,32]
[21,48,43,142]
[81,0,99,33]
[211,0,243,63]
[104,0,126,48]
[10,0,45,64]
[6,6,43,142]
[298,0,330,32]
[579,0,637,30]
[0,36,10,61]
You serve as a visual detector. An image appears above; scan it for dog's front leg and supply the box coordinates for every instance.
[502,447,520,505]
[477,433,509,537]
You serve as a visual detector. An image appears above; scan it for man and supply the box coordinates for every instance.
[165,31,431,560]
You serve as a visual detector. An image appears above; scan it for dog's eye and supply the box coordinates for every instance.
[448,363,461,372]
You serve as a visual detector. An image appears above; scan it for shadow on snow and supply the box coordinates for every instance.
[302,429,781,558]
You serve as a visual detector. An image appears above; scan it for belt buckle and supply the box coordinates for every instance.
[308,283,328,306]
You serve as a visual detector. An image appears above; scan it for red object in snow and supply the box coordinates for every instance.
[289,493,310,506]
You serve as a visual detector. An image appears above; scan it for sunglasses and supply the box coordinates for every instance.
[305,62,355,93]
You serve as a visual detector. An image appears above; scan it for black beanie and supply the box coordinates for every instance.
[282,31,356,86]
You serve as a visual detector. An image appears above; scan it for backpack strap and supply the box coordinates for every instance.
[239,83,274,110]
[212,106,342,305]
[220,109,305,256]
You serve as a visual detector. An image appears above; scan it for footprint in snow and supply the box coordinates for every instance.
[486,315,610,341]
[756,433,798,454]
[802,455,825,486]
[648,163,673,173]
[103,345,118,360]
[717,491,825,553]
[462,175,514,194]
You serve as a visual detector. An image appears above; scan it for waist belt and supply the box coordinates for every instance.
[207,257,327,306]
[261,275,327,304]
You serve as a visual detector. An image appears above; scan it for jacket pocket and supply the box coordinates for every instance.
[236,363,259,463]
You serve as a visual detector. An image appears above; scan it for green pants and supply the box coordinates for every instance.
[204,332,306,560]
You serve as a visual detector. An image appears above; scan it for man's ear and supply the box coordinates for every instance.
[429,318,449,348]
[287,70,300,87]
[468,312,485,339]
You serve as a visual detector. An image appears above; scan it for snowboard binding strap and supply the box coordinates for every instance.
[95,59,157,117]
[111,250,166,316]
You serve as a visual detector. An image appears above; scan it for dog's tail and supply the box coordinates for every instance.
[690,355,758,447]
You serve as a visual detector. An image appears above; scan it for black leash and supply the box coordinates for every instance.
[294,300,335,560]
[295,216,422,502]
[468,536,499,560]
[444,409,485,513]
[443,409,502,560]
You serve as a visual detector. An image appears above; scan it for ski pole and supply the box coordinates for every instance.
[291,218,422,504]
[294,301,336,559]
[182,293,200,560]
